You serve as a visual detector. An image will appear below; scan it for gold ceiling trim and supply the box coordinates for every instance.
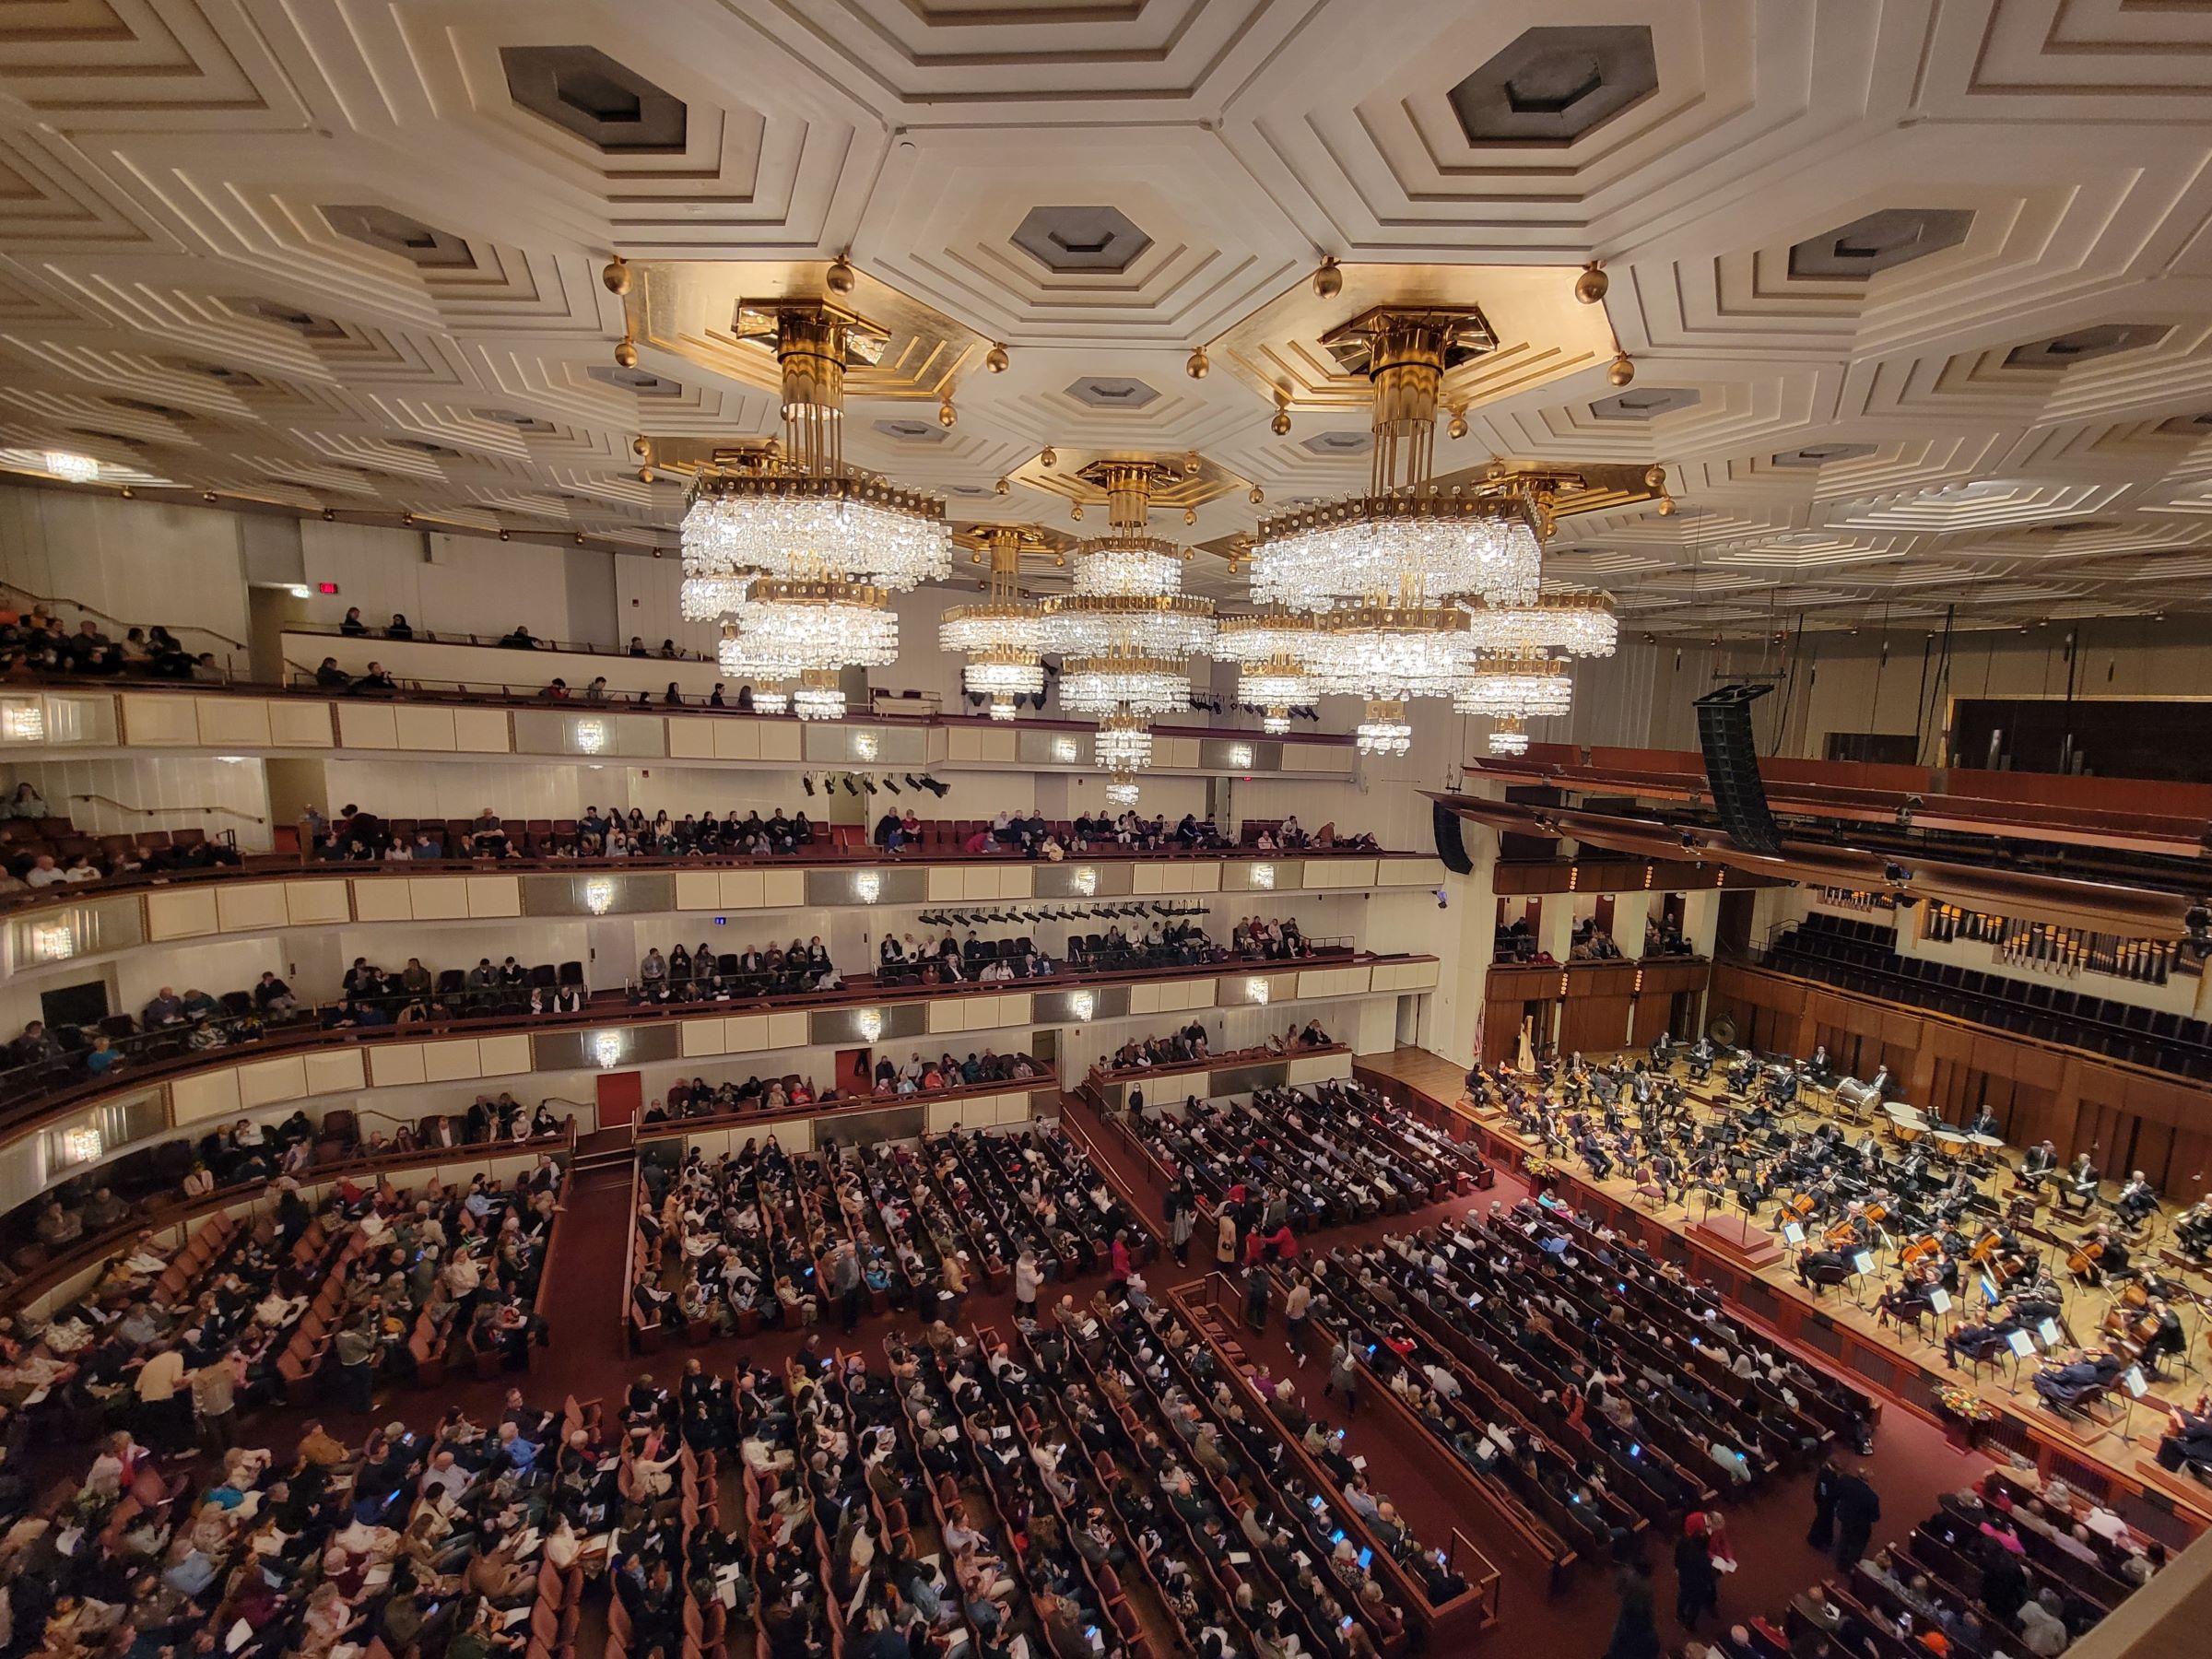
[1004,448,1251,511]
[622,260,985,402]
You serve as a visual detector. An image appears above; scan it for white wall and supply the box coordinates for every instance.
[0,484,253,664]
[298,523,599,648]
[6,756,275,851]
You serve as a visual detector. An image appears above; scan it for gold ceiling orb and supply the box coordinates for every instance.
[1574,262,1608,306]
[985,342,1010,374]
[1270,389,1292,436]
[937,396,957,429]
[1072,503,1084,521]
[1248,485,1265,505]
[1041,447,1057,469]
[1644,465,1667,489]
[615,337,640,370]
[1185,507,1198,525]
[1447,406,1470,441]
[1186,345,1210,379]
[1183,450,1200,477]
[994,477,1010,495]
[1656,494,1678,517]
[639,466,656,484]
[1312,255,1344,300]
[631,435,653,460]
[499,527,511,541]
[826,253,857,296]
[1606,353,1635,387]
[119,487,134,500]
[601,256,630,296]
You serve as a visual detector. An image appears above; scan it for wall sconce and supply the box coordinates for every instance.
[1227,743,1253,770]
[1,705,46,742]
[1052,736,1079,763]
[574,718,608,755]
[1246,977,1271,1006]
[593,1030,626,1069]
[584,877,616,916]
[853,732,879,761]
[856,1008,883,1041]
[29,920,76,962]
[1251,863,1276,891]
[1071,865,1098,897]
[1068,990,1096,1023]
[854,870,881,904]
[62,1124,103,1164]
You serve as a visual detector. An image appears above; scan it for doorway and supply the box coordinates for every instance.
[595,1070,642,1132]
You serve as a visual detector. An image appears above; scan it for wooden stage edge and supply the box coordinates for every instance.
[1350,1045,2212,1547]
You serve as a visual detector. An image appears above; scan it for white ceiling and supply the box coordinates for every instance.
[6,0,2212,637]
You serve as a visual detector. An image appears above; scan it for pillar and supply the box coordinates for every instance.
[1613,891,1656,959]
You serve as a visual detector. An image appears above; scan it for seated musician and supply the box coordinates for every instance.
[2180,1197,2212,1263]
[2017,1138,2059,1188]
[2074,1223,2131,1287]
[1967,1104,1998,1139]
[2115,1170,2158,1230]
[1805,1044,1832,1085]
[1943,1301,2020,1371]
[2033,1346,2124,1410]
[2156,1393,2212,1475]
[2139,1297,2187,1381]
[1877,1261,1940,1329]
[2060,1151,2100,1210]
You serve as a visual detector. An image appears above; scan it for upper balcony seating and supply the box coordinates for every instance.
[1764,912,2212,1078]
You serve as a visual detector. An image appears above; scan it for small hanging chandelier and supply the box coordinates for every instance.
[1488,715,1530,756]
[1354,700,1413,757]
[1451,651,1573,719]
[1460,588,1618,660]
[941,526,1049,720]
[1215,609,1319,735]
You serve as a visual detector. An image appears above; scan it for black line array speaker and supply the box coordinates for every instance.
[1693,684,1783,854]
[1432,800,1475,876]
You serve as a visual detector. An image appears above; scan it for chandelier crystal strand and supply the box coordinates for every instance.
[1103,776,1141,808]
[1354,700,1413,757]
[1093,710,1154,772]
[1451,651,1574,719]
[1060,652,1192,718]
[1460,588,1618,659]
[1488,715,1530,756]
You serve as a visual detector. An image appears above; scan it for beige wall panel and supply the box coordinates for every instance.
[121,693,198,746]
[1129,982,1162,1016]
[719,870,766,910]
[767,1010,808,1048]
[215,883,289,934]
[408,878,469,921]
[761,869,804,908]
[284,881,352,927]
[681,1018,729,1058]
[368,1043,427,1088]
[453,708,511,753]
[171,1066,241,1124]
[926,866,964,900]
[302,1047,366,1096]
[1159,737,1200,769]
[961,867,998,900]
[666,718,714,759]
[392,705,457,751]
[418,1040,483,1083]
[1306,859,1378,889]
[267,700,335,747]
[351,879,413,923]
[925,1096,965,1133]
[465,876,522,918]
[145,887,219,942]
[194,698,271,747]
[477,1033,533,1077]
[235,1053,306,1109]
[336,703,399,749]
[675,872,723,912]
[726,1015,769,1053]
[759,724,803,762]
[712,722,762,760]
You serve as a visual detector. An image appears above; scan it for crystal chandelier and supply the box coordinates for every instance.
[1354,701,1413,757]
[1305,605,1474,701]
[1216,609,1318,734]
[1093,710,1154,771]
[1060,652,1193,718]
[1103,777,1142,809]
[941,526,1049,720]
[680,300,950,694]
[1460,588,1618,659]
[1488,715,1530,756]
[1451,651,1573,719]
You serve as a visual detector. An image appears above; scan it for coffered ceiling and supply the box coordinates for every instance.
[5,1,2212,637]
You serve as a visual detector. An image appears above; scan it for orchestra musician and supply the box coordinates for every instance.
[1943,1301,2021,1371]
[2179,1197,2212,1262]
[2138,1297,2186,1381]
[1805,1044,1832,1086]
[2018,1138,2059,1190]
[2115,1170,2159,1229]
[2061,1150,2100,1212]
[1796,1245,1853,1290]
[1968,1103,1999,1139]
[2069,1223,2131,1288]
[2157,1393,2212,1476]
[1876,1260,1941,1329]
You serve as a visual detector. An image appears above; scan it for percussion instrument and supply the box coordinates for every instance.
[1836,1073,1888,1111]
[1934,1129,1969,1156]
[1888,1116,1926,1145]
[1969,1133,2005,1150]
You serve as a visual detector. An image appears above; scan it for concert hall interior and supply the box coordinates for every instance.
[7,6,2212,1659]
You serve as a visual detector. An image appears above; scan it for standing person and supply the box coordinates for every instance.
[1283,1272,1312,1350]
[133,1341,189,1452]
[1674,1513,1721,1632]
[1831,1463,1882,1570]
[1166,1179,1195,1267]
[1327,1335,1359,1417]
[1216,1208,1238,1268]
[832,1241,864,1335]
[1243,1264,1269,1333]
[192,1347,242,1454]
[1013,1250,1041,1321]
[1606,1555,1661,1659]
[1108,1229,1133,1287]
[335,1313,379,1416]
[1806,1452,1839,1551]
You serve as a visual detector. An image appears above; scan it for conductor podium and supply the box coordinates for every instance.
[1689,1211,1786,1270]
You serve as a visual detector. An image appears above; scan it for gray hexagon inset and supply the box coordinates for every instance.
[871,418,947,443]
[587,366,683,397]
[1771,443,1877,467]
[501,46,688,154]
[1450,26,1658,147]
[1065,377,1160,409]
[324,206,476,269]
[2005,324,2171,370]
[1012,206,1153,274]
[1588,387,1700,421]
[1300,430,1374,455]
[1788,208,1974,279]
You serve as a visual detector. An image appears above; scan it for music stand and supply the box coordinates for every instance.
[2003,1327,2038,1395]
[1850,1249,1878,1312]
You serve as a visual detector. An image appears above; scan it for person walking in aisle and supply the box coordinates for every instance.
[1674,1513,1721,1632]
[1806,1451,1839,1550]
[1831,1463,1882,1571]
[1166,1178,1195,1266]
